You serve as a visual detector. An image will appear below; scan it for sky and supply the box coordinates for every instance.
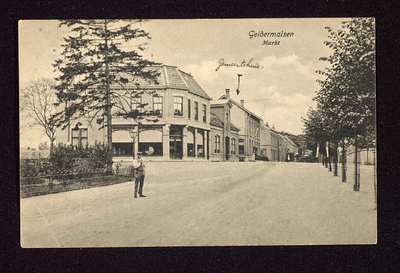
[19,18,349,148]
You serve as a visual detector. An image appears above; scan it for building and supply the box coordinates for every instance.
[20,147,50,159]
[212,89,262,162]
[209,100,240,162]
[283,135,299,161]
[56,65,213,163]
[277,133,286,162]
[345,145,376,165]
[260,123,279,161]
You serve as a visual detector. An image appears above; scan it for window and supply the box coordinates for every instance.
[132,93,142,112]
[113,143,133,156]
[202,104,207,122]
[188,99,191,119]
[187,143,194,157]
[174,96,183,116]
[197,144,204,157]
[231,138,236,154]
[139,142,163,156]
[239,145,245,155]
[153,96,163,116]
[194,101,198,120]
[72,128,88,147]
[214,135,220,153]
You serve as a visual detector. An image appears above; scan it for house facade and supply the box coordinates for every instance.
[56,65,212,163]
[283,135,299,161]
[209,100,240,162]
[260,123,279,161]
[213,90,262,162]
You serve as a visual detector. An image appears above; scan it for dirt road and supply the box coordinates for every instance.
[20,162,376,247]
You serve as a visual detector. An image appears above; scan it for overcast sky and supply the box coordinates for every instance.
[19,18,348,148]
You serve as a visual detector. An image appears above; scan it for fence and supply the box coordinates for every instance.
[20,167,133,198]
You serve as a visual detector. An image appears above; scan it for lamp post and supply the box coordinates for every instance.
[129,129,137,159]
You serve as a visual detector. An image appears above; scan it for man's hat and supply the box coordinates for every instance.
[137,152,142,155]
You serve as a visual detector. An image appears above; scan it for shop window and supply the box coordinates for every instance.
[174,96,183,116]
[113,143,133,156]
[187,143,194,157]
[138,142,163,156]
[197,145,204,157]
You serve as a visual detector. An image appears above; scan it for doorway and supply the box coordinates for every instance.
[169,136,182,159]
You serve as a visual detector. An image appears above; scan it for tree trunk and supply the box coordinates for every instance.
[325,152,328,168]
[353,137,360,191]
[104,20,113,174]
[328,143,332,172]
[342,140,347,182]
[333,143,338,176]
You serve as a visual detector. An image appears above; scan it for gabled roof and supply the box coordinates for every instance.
[217,95,262,121]
[210,112,240,132]
[109,65,212,100]
[284,135,298,147]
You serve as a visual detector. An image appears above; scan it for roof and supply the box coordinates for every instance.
[109,65,212,100]
[210,113,240,132]
[217,95,262,121]
[179,70,212,100]
[284,135,298,147]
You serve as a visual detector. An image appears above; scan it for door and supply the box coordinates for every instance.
[169,136,182,159]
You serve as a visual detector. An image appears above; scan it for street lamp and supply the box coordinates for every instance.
[129,129,137,158]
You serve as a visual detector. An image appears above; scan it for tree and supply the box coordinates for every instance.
[302,107,329,165]
[20,78,57,151]
[51,20,161,172]
[309,18,375,191]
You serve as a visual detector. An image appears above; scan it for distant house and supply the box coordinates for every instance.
[209,100,240,162]
[56,64,212,162]
[212,89,262,162]
[345,145,376,165]
[20,147,50,159]
[283,135,299,161]
[260,123,280,161]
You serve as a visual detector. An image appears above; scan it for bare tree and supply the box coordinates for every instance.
[20,78,57,151]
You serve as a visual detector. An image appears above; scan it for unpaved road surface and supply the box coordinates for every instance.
[21,162,376,247]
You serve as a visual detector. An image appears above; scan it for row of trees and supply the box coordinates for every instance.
[302,18,375,192]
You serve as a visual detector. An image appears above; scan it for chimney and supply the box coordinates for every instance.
[225,89,230,98]
[240,100,244,107]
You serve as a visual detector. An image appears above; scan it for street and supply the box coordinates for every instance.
[20,161,377,247]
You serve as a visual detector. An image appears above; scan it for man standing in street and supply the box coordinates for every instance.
[133,152,146,198]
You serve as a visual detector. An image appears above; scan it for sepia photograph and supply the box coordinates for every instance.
[19,18,376,247]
